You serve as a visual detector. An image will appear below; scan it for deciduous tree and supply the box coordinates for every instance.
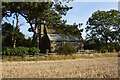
[85,10,120,52]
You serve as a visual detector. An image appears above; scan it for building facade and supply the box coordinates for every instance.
[40,24,84,53]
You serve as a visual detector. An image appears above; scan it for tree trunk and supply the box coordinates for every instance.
[36,24,39,48]
[105,37,108,52]
[12,20,14,47]
[32,33,37,47]
[13,35,16,48]
[32,24,39,48]
[32,17,42,48]
[13,13,19,48]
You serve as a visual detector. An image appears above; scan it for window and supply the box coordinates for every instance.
[70,42,74,46]
[56,42,62,46]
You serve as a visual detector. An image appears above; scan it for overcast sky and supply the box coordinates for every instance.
[3,2,118,39]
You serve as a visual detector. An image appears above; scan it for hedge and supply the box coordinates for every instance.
[2,47,40,57]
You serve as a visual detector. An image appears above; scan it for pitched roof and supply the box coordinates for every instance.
[47,34,81,41]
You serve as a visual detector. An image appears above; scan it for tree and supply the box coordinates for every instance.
[2,2,83,49]
[19,2,74,48]
[2,23,13,47]
[85,9,120,52]
[2,3,22,48]
[2,2,82,47]
[2,23,28,48]
[51,22,83,38]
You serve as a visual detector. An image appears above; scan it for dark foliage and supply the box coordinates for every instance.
[57,44,77,55]
[29,47,40,56]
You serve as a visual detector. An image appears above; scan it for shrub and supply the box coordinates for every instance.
[29,47,40,56]
[2,47,29,57]
[100,48,108,53]
[2,47,40,57]
[108,44,115,52]
[57,44,77,55]
[13,47,29,58]
[2,47,13,56]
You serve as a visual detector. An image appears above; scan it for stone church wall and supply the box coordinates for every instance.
[50,41,83,52]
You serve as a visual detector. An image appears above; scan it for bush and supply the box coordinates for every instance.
[100,48,108,53]
[13,47,29,58]
[57,44,77,55]
[2,47,40,57]
[2,47,15,56]
[2,47,29,58]
[29,47,40,56]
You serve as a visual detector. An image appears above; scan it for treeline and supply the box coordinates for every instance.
[84,10,120,52]
[2,23,32,48]
[2,2,82,56]
[2,2,83,49]
[1,2,120,55]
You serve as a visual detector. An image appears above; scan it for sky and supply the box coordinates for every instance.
[62,2,118,39]
[3,2,118,39]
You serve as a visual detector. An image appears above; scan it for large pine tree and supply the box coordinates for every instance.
[2,2,83,48]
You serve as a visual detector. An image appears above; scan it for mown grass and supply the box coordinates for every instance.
[2,52,119,62]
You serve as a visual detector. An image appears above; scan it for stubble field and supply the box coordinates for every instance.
[2,57,119,78]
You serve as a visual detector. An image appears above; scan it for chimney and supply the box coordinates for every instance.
[41,24,44,37]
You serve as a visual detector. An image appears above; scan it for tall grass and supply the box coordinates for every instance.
[2,53,118,61]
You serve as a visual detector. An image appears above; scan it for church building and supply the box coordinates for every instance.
[40,24,84,53]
